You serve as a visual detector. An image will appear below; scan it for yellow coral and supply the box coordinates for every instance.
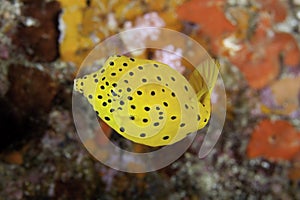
[58,0,187,67]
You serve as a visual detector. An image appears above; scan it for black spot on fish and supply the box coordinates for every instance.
[127,96,133,100]
[163,136,169,140]
[109,61,114,66]
[140,133,146,137]
[184,85,188,91]
[144,106,150,111]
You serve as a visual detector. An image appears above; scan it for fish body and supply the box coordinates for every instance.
[74,55,217,147]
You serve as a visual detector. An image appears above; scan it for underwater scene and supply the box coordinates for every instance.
[0,0,300,199]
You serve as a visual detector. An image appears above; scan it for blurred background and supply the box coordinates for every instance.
[0,0,300,199]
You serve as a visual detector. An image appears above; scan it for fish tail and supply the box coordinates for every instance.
[189,59,220,99]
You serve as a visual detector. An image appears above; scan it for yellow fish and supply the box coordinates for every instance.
[74,55,218,147]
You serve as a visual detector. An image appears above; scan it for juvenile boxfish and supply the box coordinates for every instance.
[74,55,218,147]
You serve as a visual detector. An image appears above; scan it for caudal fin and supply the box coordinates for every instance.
[189,59,220,98]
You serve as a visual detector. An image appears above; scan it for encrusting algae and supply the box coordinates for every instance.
[74,55,218,147]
